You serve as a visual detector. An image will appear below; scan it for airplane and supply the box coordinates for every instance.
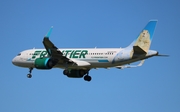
[12,20,167,82]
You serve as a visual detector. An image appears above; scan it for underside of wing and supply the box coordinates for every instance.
[42,27,91,68]
[116,60,145,69]
[42,27,71,64]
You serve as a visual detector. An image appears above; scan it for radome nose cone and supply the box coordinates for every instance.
[12,57,16,65]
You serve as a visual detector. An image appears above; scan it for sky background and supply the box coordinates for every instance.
[0,0,180,112]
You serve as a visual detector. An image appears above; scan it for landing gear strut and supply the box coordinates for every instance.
[27,67,33,78]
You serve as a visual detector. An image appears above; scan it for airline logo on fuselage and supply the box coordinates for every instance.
[62,50,88,58]
[31,50,88,59]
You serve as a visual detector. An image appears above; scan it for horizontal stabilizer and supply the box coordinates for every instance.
[133,46,147,54]
[156,54,169,57]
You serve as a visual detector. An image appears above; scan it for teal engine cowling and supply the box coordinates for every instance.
[34,58,55,69]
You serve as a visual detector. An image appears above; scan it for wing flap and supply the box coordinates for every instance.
[70,59,91,66]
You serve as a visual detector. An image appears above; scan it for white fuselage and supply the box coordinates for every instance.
[12,48,158,69]
[11,20,160,81]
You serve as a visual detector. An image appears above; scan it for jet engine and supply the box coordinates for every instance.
[63,69,86,78]
[34,58,55,69]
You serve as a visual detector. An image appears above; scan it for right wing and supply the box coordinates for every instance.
[116,60,145,69]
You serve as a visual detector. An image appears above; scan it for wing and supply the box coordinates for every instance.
[42,27,90,67]
[42,27,70,64]
[116,60,145,69]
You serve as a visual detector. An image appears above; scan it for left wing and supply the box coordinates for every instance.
[42,27,90,67]
[43,27,70,63]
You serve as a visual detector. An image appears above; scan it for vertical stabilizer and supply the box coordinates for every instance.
[129,20,157,54]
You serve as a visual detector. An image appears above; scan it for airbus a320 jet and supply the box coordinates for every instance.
[12,20,167,82]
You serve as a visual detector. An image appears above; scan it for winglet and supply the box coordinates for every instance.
[45,26,53,38]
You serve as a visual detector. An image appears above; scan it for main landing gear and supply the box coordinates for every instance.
[83,71,91,82]
[27,67,33,78]
[79,70,92,82]
[84,74,91,82]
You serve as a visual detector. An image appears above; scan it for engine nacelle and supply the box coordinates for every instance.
[34,58,54,69]
[65,69,86,78]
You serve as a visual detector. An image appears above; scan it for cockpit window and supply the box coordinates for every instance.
[17,53,21,56]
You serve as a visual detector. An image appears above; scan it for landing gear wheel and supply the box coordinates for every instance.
[63,70,69,75]
[27,74,32,78]
[84,75,92,82]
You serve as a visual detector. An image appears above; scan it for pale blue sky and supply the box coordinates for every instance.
[0,0,180,112]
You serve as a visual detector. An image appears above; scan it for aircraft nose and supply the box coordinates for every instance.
[12,57,17,65]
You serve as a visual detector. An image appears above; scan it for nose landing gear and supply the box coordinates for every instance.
[27,67,33,78]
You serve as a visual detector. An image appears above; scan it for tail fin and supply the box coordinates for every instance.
[128,20,157,54]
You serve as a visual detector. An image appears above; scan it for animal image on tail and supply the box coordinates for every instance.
[134,30,151,53]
